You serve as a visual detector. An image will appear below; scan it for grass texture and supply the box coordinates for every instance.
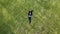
[0,0,60,34]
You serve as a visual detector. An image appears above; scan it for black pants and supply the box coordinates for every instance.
[28,17,31,24]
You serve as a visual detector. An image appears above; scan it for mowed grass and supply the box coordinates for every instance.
[0,0,60,34]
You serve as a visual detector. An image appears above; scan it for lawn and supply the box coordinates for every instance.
[0,0,60,34]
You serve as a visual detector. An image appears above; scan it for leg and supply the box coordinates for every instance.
[28,17,31,24]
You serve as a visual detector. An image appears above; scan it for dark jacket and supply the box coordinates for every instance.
[28,11,33,17]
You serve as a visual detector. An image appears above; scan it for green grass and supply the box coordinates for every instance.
[0,0,60,34]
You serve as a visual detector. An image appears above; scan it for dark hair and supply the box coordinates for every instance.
[29,11,31,13]
[28,10,33,15]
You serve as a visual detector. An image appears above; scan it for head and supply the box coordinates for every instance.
[29,10,33,13]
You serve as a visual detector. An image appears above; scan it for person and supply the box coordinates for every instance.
[28,10,33,24]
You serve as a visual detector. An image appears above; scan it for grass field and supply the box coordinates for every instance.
[0,0,60,34]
